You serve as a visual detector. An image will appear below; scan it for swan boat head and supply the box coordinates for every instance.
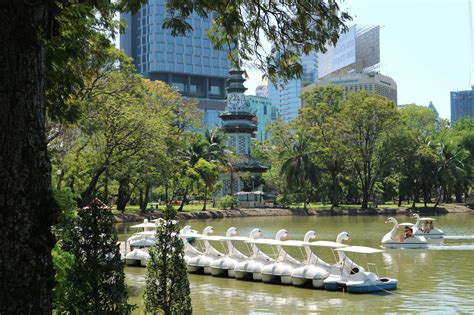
[203,226,214,236]
[275,229,288,241]
[225,227,239,237]
[249,228,264,239]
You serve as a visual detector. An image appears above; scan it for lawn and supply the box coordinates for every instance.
[290,201,437,210]
[111,202,218,215]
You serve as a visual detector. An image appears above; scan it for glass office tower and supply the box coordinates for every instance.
[120,1,230,119]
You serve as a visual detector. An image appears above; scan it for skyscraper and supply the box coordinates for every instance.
[267,51,318,123]
[307,72,397,104]
[451,89,474,123]
[120,1,230,124]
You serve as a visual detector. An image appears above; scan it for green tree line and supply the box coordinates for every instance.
[261,86,473,210]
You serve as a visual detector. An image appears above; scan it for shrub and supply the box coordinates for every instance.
[218,195,240,209]
[61,198,134,314]
[144,206,192,315]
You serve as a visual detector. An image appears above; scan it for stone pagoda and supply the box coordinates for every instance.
[219,67,268,195]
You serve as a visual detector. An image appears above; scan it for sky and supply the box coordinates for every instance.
[243,0,472,120]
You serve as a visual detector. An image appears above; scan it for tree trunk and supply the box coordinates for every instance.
[454,180,463,203]
[202,186,208,211]
[0,3,58,313]
[140,182,150,212]
[361,187,369,209]
[79,165,106,207]
[331,171,338,208]
[178,188,188,212]
[117,178,131,213]
[398,194,403,208]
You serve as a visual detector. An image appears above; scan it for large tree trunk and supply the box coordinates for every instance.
[117,178,131,213]
[0,3,58,313]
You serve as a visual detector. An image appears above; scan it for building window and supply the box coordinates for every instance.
[171,74,187,94]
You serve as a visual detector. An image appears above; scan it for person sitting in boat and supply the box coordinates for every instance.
[401,226,413,241]
[423,221,431,233]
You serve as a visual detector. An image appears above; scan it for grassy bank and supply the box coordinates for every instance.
[111,203,217,215]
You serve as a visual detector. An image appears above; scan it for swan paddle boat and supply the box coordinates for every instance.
[323,232,367,290]
[180,225,204,264]
[258,229,304,284]
[209,227,250,277]
[124,247,150,266]
[233,228,273,281]
[327,246,398,293]
[127,219,158,249]
[186,226,224,274]
[291,233,349,288]
[381,217,428,249]
[412,214,444,239]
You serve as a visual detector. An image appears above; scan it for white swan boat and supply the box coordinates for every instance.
[258,229,303,284]
[180,225,204,264]
[233,228,272,281]
[381,217,428,249]
[186,226,224,274]
[328,246,398,293]
[210,227,251,277]
[412,214,444,239]
[124,247,150,266]
[291,233,349,288]
[127,219,158,249]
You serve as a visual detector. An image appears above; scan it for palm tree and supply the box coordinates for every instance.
[178,129,227,211]
[280,132,319,211]
[434,143,467,208]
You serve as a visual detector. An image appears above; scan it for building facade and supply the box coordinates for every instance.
[318,25,380,79]
[255,80,269,98]
[120,1,229,125]
[246,96,276,143]
[451,89,474,123]
[267,51,319,124]
[306,72,397,104]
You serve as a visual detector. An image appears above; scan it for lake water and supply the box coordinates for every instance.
[118,213,474,314]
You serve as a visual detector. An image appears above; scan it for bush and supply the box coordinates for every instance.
[218,195,240,209]
[61,198,134,314]
[144,206,192,315]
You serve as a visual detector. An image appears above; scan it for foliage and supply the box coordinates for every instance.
[61,199,134,314]
[144,206,192,315]
[280,131,319,210]
[218,195,240,210]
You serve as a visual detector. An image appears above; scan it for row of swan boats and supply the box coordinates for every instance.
[179,226,397,293]
[381,214,444,249]
[122,214,445,292]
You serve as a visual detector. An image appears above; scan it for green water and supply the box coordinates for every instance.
[118,214,474,314]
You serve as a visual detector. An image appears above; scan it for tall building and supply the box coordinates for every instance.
[268,79,302,123]
[267,50,318,123]
[451,89,474,123]
[255,79,269,98]
[246,95,277,143]
[120,1,229,126]
[318,25,380,79]
[306,71,397,104]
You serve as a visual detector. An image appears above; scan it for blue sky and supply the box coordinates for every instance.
[244,0,471,120]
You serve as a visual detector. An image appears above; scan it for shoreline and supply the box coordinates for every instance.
[114,203,473,223]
